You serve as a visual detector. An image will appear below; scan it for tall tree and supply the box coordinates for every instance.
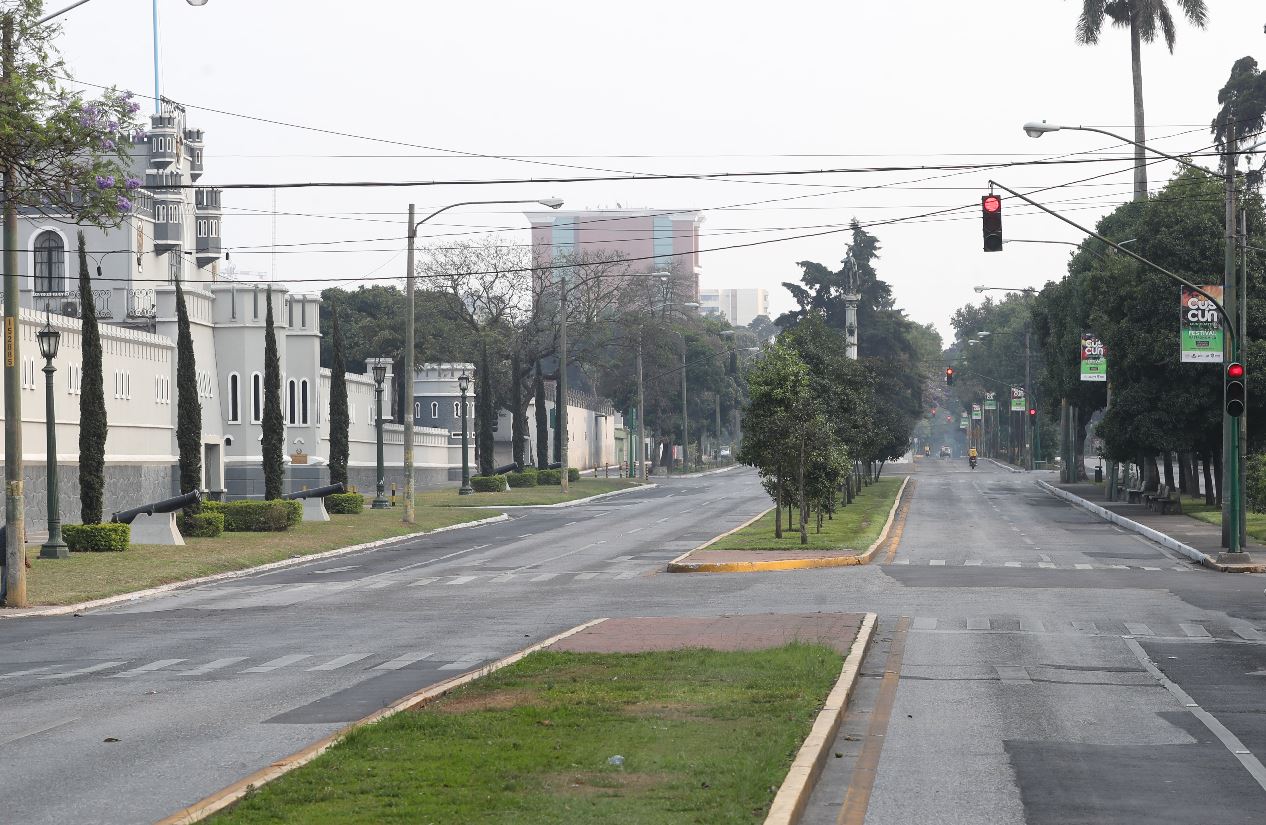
[534,362,549,469]
[75,232,106,523]
[328,309,349,487]
[261,288,285,500]
[174,276,201,507]
[1075,0,1209,200]
[510,349,526,468]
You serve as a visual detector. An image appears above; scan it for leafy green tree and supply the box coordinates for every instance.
[1074,0,1209,200]
[262,288,285,500]
[328,309,349,487]
[174,277,201,507]
[75,232,106,523]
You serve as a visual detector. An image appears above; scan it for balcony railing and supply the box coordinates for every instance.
[40,290,112,320]
[127,289,156,319]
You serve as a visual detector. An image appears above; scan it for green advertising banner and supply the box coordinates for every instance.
[971,403,982,420]
[1080,332,1107,382]
[984,391,997,410]
[1180,285,1224,363]
[1010,387,1026,411]
[959,414,968,430]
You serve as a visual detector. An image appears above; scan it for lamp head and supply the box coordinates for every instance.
[973,285,987,293]
[682,301,700,309]
[977,331,991,338]
[37,310,60,361]
[458,372,471,393]
[1023,120,1059,138]
[538,198,564,209]
[371,362,387,384]
[186,0,210,6]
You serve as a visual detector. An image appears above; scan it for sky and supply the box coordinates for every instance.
[46,0,1266,343]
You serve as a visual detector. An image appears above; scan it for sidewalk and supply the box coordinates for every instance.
[1047,481,1266,573]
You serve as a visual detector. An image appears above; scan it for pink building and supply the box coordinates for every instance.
[525,208,704,300]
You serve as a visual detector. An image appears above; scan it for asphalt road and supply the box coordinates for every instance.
[3,459,1266,824]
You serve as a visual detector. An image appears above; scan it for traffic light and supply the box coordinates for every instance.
[982,194,1003,252]
[1226,362,1246,417]
[1028,407,1037,418]
[945,367,955,385]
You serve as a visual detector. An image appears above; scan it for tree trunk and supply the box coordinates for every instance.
[1129,16,1148,201]
[1212,450,1223,506]
[1204,453,1216,506]
[774,470,783,539]
[510,349,525,469]
[1176,452,1190,495]
[1163,452,1175,490]
[477,342,494,477]
[798,434,808,546]
[552,376,562,465]
[1143,455,1160,493]
[534,362,548,470]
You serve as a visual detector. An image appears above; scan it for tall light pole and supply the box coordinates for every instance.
[36,312,66,559]
[403,198,561,517]
[677,301,700,473]
[458,372,473,495]
[370,361,388,509]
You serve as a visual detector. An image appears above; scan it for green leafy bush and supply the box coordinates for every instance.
[567,467,580,483]
[470,474,507,493]
[537,469,561,485]
[64,523,130,552]
[1247,453,1266,513]
[181,511,224,538]
[217,499,303,532]
[506,471,538,488]
[325,492,364,514]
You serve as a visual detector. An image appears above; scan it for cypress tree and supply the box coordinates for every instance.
[174,276,202,507]
[76,232,106,523]
[477,342,494,476]
[534,361,548,470]
[328,309,349,486]
[261,288,285,500]
[553,372,562,464]
[510,349,525,469]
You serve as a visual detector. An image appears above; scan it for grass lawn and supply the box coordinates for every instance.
[24,504,489,606]
[706,476,904,553]
[209,644,843,825]
[1183,501,1266,543]
[415,477,642,508]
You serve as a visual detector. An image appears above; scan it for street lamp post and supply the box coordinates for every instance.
[403,198,561,515]
[458,373,473,495]
[370,361,388,510]
[677,301,700,474]
[36,312,66,559]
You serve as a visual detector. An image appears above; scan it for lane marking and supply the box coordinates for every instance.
[929,559,946,566]
[373,652,433,671]
[307,653,374,671]
[912,617,937,631]
[1180,623,1212,638]
[0,665,57,680]
[445,576,478,586]
[1125,623,1154,637]
[516,534,533,539]
[241,654,311,673]
[407,577,440,587]
[0,716,79,746]
[177,657,248,676]
[530,573,559,582]
[995,665,1032,685]
[111,659,186,678]
[967,617,991,631]
[39,661,125,679]
[1125,638,1266,792]
[311,565,358,575]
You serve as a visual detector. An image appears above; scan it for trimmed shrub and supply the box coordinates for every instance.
[64,523,130,552]
[567,467,580,483]
[537,469,561,485]
[506,471,538,488]
[1247,453,1266,513]
[182,511,224,538]
[219,499,303,532]
[325,492,364,514]
[470,474,507,493]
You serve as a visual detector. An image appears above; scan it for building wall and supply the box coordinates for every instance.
[699,287,769,327]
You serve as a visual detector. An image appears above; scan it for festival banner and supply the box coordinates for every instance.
[984,391,997,411]
[1010,386,1026,411]
[971,403,982,420]
[1180,285,1224,363]
[1080,332,1107,382]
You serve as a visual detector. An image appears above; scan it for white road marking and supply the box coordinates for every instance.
[626,527,644,533]
[1038,562,1056,569]
[40,661,126,679]
[1039,553,1052,562]
[1071,621,1099,634]
[574,572,600,580]
[176,657,248,676]
[615,571,642,579]
[0,717,80,746]
[407,577,440,587]
[363,580,394,589]
[964,560,983,566]
[446,576,478,586]
[967,617,991,631]
[517,534,533,539]
[894,558,911,565]
[530,573,559,582]
[1020,619,1044,633]
[373,652,433,671]
[1142,566,1161,571]
[1180,623,1212,638]
[1074,563,1094,570]
[912,617,937,631]
[489,574,516,583]
[1004,561,1021,568]
[929,559,946,566]
[311,565,358,575]
[995,665,1032,685]
[1125,623,1154,636]
[439,656,486,671]
[1232,625,1264,641]
[0,665,57,680]
[240,654,311,673]
[307,653,374,671]
[1108,564,1130,570]
[111,659,186,678]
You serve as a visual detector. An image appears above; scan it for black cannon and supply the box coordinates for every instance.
[111,490,202,525]
[546,462,563,470]
[283,482,346,501]
[493,462,521,475]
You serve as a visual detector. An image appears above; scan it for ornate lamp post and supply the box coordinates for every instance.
[37,312,67,559]
[458,372,473,495]
[370,361,389,510]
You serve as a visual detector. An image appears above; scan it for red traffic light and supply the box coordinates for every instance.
[1028,408,1037,417]
[1228,362,1245,379]
[982,195,1001,213]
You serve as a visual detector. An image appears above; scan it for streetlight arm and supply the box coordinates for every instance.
[987,179,1236,345]
[37,0,95,24]
[1028,123,1214,177]
[412,199,560,235]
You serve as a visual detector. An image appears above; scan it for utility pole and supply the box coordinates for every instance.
[1221,123,1244,556]
[1025,326,1034,471]
[636,335,645,481]
[680,337,688,474]
[2,14,26,606]
[402,204,415,524]
[558,272,568,493]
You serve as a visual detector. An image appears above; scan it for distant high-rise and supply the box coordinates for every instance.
[699,288,770,327]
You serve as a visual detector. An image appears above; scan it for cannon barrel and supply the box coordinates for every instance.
[493,462,520,476]
[546,462,563,470]
[111,489,201,525]
[282,482,346,501]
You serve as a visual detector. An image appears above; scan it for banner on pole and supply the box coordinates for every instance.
[984,391,996,411]
[1080,332,1107,382]
[971,403,982,420]
[1010,386,1025,411]
[959,414,968,430]
[1180,285,1224,363]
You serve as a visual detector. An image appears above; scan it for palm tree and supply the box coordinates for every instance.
[1076,1,1209,201]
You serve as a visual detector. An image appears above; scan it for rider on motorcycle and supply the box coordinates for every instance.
[968,447,978,468]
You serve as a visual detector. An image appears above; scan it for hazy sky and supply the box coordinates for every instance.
[49,0,1266,342]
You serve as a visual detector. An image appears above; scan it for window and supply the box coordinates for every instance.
[300,301,307,328]
[430,401,439,419]
[287,299,293,328]
[228,373,240,422]
[252,290,259,320]
[287,379,297,425]
[251,372,262,423]
[551,216,576,257]
[414,402,421,420]
[168,251,181,284]
[453,401,460,418]
[653,216,673,265]
[33,231,66,294]
[300,379,309,425]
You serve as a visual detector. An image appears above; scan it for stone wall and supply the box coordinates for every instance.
[0,461,174,532]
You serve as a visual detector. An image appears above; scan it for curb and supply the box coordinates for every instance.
[1036,480,1266,573]
[1,513,510,619]
[764,612,878,825]
[470,483,657,510]
[986,457,1024,474]
[155,617,609,825]
[667,476,910,574]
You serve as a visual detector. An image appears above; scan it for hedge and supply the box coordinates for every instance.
[568,467,580,483]
[325,492,364,514]
[470,474,507,493]
[182,511,224,538]
[205,499,302,531]
[506,471,538,488]
[537,469,561,485]
[64,523,130,552]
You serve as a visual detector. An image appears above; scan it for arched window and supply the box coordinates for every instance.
[228,373,240,422]
[251,372,262,423]
[33,231,66,294]
[287,379,297,425]
[413,402,421,420]
[430,401,439,419]
[453,401,460,418]
[300,379,309,425]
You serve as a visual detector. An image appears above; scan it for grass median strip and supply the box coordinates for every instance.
[414,477,642,507]
[208,644,842,825]
[1184,502,1266,543]
[705,477,903,553]
[24,505,488,606]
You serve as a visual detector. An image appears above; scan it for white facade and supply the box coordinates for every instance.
[699,287,770,327]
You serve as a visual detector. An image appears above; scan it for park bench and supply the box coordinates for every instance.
[1142,484,1169,510]
[1126,486,1144,504]
[1156,489,1183,514]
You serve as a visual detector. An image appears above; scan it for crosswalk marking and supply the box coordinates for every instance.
[489,574,516,583]
[912,617,937,631]
[574,572,599,580]
[439,656,485,671]
[176,657,247,676]
[1038,562,1056,569]
[1074,563,1093,570]
[615,571,642,579]
[1125,623,1154,636]
[965,560,982,566]
[446,576,478,586]
[1142,566,1161,571]
[307,653,374,671]
[894,558,911,565]
[40,661,125,679]
[995,665,1032,685]
[110,659,186,678]
[373,652,433,671]
[1071,621,1098,633]
[0,665,56,680]
[929,559,946,566]
[241,654,311,673]
[530,573,559,582]
[1233,626,1263,641]
[364,580,394,589]
[1020,618,1044,633]
[1003,561,1021,568]
[1180,623,1211,638]
[407,577,440,587]
[967,617,990,631]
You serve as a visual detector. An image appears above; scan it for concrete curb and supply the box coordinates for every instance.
[1034,480,1266,573]
[667,476,910,574]
[986,457,1024,474]
[469,483,657,510]
[0,513,511,619]
[155,617,609,825]
[764,612,878,825]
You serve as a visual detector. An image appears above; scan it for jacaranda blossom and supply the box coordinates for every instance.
[125,177,141,190]
[116,196,132,212]
[96,175,115,190]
